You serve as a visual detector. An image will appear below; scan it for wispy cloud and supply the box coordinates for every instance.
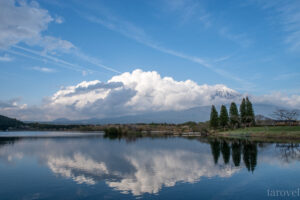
[162,0,211,27]
[0,0,121,75]
[12,45,87,73]
[11,45,120,75]
[31,66,56,73]
[252,0,300,51]
[273,72,300,80]
[219,27,252,48]
[83,9,253,88]
[0,54,13,62]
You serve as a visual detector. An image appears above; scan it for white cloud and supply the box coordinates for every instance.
[0,0,120,75]
[1,69,300,121]
[55,16,64,24]
[0,0,52,48]
[31,66,55,73]
[0,54,13,62]
[0,69,240,120]
[28,36,75,54]
[0,0,76,55]
[42,69,239,120]
[253,92,300,109]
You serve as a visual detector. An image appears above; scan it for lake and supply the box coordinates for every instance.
[0,132,300,199]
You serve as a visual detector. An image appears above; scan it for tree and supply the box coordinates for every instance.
[210,105,219,129]
[272,109,299,121]
[229,102,240,128]
[245,97,255,126]
[219,105,229,128]
[240,98,247,125]
[240,98,246,124]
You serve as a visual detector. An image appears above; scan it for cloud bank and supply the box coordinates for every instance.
[0,69,299,121]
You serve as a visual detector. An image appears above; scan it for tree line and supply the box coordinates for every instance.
[210,97,255,129]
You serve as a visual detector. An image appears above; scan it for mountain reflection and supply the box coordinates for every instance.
[0,136,299,196]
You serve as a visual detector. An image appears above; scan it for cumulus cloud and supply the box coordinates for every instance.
[38,69,239,120]
[0,69,299,121]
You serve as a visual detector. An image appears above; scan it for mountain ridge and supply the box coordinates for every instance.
[44,103,298,125]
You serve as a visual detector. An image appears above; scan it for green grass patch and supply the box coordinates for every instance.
[215,126,300,140]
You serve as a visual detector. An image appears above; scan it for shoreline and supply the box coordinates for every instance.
[2,126,300,143]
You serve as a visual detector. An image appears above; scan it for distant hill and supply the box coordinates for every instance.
[0,115,24,130]
[47,103,295,125]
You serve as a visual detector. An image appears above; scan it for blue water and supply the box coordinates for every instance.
[0,132,299,199]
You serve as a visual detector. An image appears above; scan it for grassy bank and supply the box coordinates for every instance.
[211,126,300,141]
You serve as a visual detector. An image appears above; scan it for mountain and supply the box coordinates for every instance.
[0,115,24,130]
[49,103,293,125]
[211,87,241,100]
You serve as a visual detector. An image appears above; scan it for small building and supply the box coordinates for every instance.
[274,120,298,126]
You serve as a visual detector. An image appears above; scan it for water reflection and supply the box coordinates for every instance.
[231,141,241,167]
[209,140,258,172]
[0,135,299,197]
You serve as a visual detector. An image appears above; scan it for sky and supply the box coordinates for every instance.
[0,0,300,120]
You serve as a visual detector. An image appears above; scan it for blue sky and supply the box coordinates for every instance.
[0,0,300,120]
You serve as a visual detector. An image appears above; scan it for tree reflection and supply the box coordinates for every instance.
[231,141,241,167]
[0,137,19,147]
[210,139,258,173]
[243,142,257,172]
[276,143,300,162]
[221,141,230,164]
[210,140,221,164]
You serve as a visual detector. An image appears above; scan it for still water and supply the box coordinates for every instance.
[0,132,300,199]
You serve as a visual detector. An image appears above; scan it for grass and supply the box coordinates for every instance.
[212,126,300,141]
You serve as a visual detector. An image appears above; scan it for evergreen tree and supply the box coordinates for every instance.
[229,102,240,128]
[245,97,255,126]
[219,105,229,128]
[240,98,247,126]
[210,105,219,129]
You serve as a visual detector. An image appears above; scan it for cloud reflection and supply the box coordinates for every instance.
[0,137,299,196]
